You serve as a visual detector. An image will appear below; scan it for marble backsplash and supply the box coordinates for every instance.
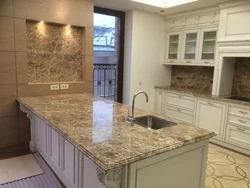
[171,66,214,92]
[27,21,83,83]
[232,57,250,97]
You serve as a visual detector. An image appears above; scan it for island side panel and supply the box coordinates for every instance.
[128,140,209,188]
[34,115,112,188]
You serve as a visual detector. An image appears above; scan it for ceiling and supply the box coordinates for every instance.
[94,0,233,15]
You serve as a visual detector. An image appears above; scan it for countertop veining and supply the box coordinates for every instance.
[155,86,250,107]
[18,93,215,172]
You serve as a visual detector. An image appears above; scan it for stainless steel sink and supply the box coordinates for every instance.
[133,115,177,130]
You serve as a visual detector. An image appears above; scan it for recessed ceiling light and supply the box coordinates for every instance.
[40,21,45,24]
[131,0,198,8]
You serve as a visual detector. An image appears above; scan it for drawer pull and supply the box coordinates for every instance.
[236,127,246,132]
[238,119,247,124]
[186,61,191,63]
[207,102,214,105]
[178,95,183,98]
[204,61,210,64]
[239,110,248,115]
[177,109,183,112]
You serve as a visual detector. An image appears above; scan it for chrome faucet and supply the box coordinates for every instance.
[127,91,149,121]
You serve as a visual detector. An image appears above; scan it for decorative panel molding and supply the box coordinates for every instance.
[218,3,250,41]
[164,7,220,31]
[26,21,83,83]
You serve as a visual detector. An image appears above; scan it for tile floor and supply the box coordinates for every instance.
[206,144,250,188]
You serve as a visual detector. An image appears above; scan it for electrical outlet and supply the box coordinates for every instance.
[50,84,59,91]
[60,84,69,90]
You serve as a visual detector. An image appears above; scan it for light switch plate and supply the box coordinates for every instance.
[60,84,69,90]
[50,84,59,91]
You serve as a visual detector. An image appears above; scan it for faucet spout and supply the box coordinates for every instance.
[127,91,149,121]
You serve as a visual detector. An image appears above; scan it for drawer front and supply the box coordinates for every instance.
[228,115,250,128]
[165,93,195,110]
[229,105,250,118]
[225,124,250,149]
[165,105,194,124]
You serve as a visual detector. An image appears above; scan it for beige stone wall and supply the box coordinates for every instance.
[171,66,214,92]
[0,0,93,155]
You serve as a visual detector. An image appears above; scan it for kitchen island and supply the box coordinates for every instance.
[18,93,215,188]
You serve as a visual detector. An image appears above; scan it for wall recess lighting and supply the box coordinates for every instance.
[67,24,71,27]
[40,21,45,24]
[131,0,198,8]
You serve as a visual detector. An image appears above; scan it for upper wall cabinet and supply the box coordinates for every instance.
[182,30,199,64]
[165,28,217,66]
[164,7,220,66]
[164,8,220,67]
[165,32,181,63]
[218,2,250,42]
[199,28,217,65]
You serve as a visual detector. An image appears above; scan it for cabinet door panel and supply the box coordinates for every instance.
[182,30,199,64]
[155,90,164,115]
[195,100,226,139]
[165,93,195,110]
[226,124,250,149]
[199,28,217,65]
[165,32,181,63]
[165,106,194,125]
[62,139,76,185]
[36,117,47,155]
[50,128,60,169]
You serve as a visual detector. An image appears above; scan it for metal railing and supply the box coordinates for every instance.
[93,64,117,101]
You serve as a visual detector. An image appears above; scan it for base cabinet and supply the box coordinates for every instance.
[195,99,226,140]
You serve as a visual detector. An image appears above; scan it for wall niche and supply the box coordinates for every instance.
[26,20,83,83]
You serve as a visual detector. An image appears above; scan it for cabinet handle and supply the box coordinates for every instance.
[207,102,214,105]
[178,94,183,98]
[204,61,210,64]
[239,110,248,115]
[170,60,174,63]
[186,61,191,63]
[238,119,247,124]
[236,127,246,132]
[177,109,183,112]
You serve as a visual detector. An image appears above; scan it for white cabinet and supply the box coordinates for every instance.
[195,99,226,140]
[155,90,165,115]
[199,28,217,65]
[218,2,250,41]
[182,30,199,64]
[225,124,250,150]
[164,28,217,66]
[165,32,181,63]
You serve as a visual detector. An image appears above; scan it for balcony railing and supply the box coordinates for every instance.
[93,64,117,101]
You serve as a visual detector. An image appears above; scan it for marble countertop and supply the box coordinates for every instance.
[18,93,215,172]
[155,86,250,107]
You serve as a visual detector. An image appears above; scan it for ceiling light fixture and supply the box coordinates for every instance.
[131,0,198,8]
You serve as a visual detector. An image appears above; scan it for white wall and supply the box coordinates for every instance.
[123,10,171,113]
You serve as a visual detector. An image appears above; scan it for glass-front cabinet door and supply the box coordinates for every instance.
[165,32,181,63]
[199,28,217,65]
[182,30,199,64]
